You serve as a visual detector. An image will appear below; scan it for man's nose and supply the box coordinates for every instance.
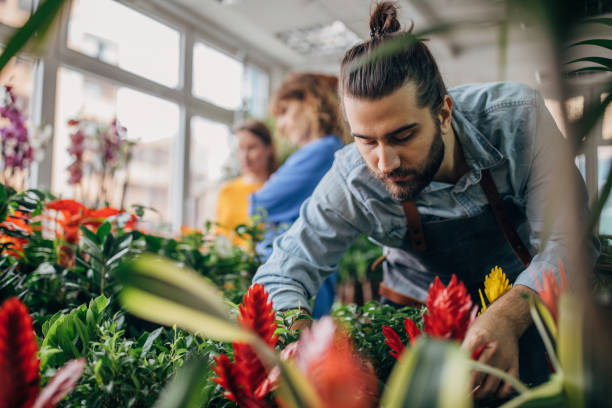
[378,145,400,174]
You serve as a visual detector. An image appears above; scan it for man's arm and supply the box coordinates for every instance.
[252,160,373,312]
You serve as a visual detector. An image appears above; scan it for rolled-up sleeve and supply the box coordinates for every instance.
[252,161,373,312]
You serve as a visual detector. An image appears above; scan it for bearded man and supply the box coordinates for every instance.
[252,1,599,401]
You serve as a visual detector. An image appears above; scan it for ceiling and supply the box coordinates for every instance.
[157,0,608,92]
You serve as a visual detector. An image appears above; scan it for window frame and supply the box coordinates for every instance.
[0,0,278,231]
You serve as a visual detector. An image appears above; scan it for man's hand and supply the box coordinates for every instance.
[461,285,535,400]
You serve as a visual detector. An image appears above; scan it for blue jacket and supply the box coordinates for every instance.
[249,135,344,258]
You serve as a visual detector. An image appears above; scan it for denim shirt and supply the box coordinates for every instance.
[252,82,600,312]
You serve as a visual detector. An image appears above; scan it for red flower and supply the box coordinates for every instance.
[382,318,422,360]
[0,298,39,408]
[423,275,477,341]
[382,325,405,359]
[0,298,85,408]
[45,200,136,256]
[296,317,378,408]
[0,211,32,258]
[535,262,567,323]
[213,284,277,406]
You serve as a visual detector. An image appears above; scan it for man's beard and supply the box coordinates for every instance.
[371,125,445,201]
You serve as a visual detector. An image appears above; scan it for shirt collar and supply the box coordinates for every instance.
[452,108,505,171]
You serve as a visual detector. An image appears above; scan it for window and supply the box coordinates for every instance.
[193,42,243,110]
[598,146,612,234]
[0,55,36,116]
[0,0,31,27]
[187,116,233,229]
[52,68,179,225]
[544,96,584,137]
[243,64,269,119]
[67,0,180,87]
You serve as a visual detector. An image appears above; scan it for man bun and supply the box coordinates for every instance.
[369,2,401,40]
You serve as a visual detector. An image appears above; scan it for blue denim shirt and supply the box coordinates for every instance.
[253,82,599,312]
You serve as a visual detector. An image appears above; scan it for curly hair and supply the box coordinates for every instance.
[269,73,348,141]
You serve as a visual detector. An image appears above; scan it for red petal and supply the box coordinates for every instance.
[238,284,277,348]
[471,343,488,360]
[0,298,40,408]
[45,200,86,216]
[382,325,405,360]
[32,358,85,408]
[403,318,422,345]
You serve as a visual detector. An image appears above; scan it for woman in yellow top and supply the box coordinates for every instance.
[216,119,275,247]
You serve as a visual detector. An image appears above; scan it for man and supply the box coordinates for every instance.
[253,1,599,400]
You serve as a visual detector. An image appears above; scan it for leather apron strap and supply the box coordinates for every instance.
[479,169,532,268]
[377,168,533,305]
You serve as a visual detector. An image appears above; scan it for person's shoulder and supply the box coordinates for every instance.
[450,82,540,115]
[219,177,245,194]
[333,143,367,174]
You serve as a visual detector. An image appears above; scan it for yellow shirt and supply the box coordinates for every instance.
[216,177,263,247]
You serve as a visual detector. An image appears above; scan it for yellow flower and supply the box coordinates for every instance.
[479,266,512,314]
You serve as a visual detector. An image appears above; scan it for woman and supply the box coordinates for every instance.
[216,119,275,248]
[249,73,347,316]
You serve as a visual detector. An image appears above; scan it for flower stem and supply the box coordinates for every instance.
[529,302,561,373]
[467,361,529,394]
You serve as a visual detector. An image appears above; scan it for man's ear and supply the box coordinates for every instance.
[438,94,453,133]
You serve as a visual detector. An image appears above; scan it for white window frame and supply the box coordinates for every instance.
[0,0,281,231]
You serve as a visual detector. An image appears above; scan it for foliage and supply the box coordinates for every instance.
[333,301,423,383]
[338,234,383,284]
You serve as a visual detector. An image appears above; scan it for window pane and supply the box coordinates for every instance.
[67,0,180,87]
[244,64,269,118]
[599,146,612,234]
[0,54,36,116]
[544,96,584,138]
[602,93,611,140]
[53,67,179,226]
[193,42,243,110]
[0,0,31,27]
[187,116,234,229]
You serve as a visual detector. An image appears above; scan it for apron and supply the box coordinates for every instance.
[380,169,532,305]
[379,169,550,388]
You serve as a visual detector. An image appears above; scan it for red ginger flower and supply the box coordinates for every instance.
[213,284,277,406]
[0,298,85,408]
[382,318,422,360]
[0,211,32,258]
[535,262,567,323]
[0,297,39,408]
[423,275,477,341]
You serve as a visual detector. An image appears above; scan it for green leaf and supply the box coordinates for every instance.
[152,355,211,408]
[96,221,112,243]
[381,338,471,408]
[498,374,566,408]
[582,17,612,27]
[80,226,100,246]
[558,294,584,407]
[116,255,253,343]
[573,87,612,146]
[0,0,68,72]
[566,57,612,70]
[569,39,612,51]
[568,66,611,75]
[140,327,163,358]
[586,162,612,239]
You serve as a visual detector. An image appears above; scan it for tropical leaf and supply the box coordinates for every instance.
[581,17,612,27]
[566,57,612,70]
[380,338,471,408]
[117,254,322,408]
[569,39,612,51]
[0,0,68,72]
[557,294,584,408]
[152,355,211,408]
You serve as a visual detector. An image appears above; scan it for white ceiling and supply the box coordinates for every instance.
[159,0,606,92]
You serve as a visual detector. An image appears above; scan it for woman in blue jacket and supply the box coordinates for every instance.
[249,73,347,317]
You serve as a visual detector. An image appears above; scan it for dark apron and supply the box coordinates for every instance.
[380,169,550,388]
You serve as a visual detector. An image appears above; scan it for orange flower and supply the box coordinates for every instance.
[0,211,32,258]
[535,262,567,323]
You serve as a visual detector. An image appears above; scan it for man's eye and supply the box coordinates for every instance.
[395,133,414,143]
[363,139,377,146]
